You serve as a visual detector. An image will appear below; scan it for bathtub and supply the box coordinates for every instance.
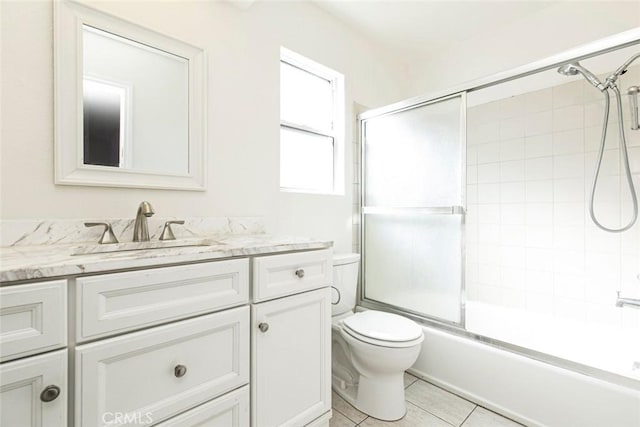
[409,302,640,427]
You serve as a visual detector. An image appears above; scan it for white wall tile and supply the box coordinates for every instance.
[478,183,500,203]
[525,111,553,136]
[500,224,526,247]
[467,184,478,204]
[500,203,525,225]
[525,133,553,158]
[553,129,584,155]
[524,88,552,113]
[525,270,554,294]
[553,105,584,132]
[470,121,500,145]
[526,247,553,271]
[554,154,585,179]
[553,225,584,250]
[500,160,525,182]
[467,146,478,165]
[500,182,525,203]
[500,138,525,161]
[553,80,584,109]
[526,157,553,181]
[478,204,500,224]
[499,95,527,120]
[467,165,478,184]
[526,202,553,226]
[554,178,584,202]
[477,163,500,183]
[526,225,553,248]
[500,245,526,268]
[526,180,553,202]
[477,141,501,163]
[554,202,585,226]
[499,117,525,140]
[479,263,501,285]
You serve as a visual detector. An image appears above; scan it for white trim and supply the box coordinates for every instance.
[279,47,345,195]
[54,0,207,191]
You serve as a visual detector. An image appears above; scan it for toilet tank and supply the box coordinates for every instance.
[332,253,360,316]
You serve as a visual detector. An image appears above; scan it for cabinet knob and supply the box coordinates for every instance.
[40,385,61,402]
[258,322,269,333]
[174,364,187,378]
[295,268,305,278]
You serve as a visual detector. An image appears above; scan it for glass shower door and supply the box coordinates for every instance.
[361,94,465,324]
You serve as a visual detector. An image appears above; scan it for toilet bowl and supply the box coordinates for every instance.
[331,254,424,421]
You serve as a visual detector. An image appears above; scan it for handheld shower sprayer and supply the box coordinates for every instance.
[556,54,639,233]
[556,62,607,91]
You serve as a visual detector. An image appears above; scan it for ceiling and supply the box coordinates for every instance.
[312,1,558,61]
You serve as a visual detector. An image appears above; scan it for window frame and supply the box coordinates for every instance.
[279,47,345,195]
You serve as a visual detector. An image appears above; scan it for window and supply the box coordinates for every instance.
[280,48,344,194]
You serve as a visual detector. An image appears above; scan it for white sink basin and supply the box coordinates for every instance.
[71,238,224,256]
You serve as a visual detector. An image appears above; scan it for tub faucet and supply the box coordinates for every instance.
[133,201,155,242]
[616,291,640,309]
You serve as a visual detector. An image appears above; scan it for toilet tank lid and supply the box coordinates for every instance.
[343,310,423,342]
[333,253,360,266]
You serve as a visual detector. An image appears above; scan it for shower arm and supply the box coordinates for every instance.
[605,52,640,86]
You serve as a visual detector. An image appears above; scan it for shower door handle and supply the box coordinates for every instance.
[362,206,466,215]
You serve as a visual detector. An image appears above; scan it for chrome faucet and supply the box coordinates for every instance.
[616,291,640,309]
[133,201,155,242]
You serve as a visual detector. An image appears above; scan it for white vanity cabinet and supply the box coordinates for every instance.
[0,246,333,427]
[251,249,333,427]
[0,349,68,426]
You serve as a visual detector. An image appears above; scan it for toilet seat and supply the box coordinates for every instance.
[342,311,423,348]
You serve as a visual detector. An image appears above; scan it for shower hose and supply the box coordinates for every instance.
[590,84,638,232]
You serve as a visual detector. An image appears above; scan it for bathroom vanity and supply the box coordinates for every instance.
[0,227,333,427]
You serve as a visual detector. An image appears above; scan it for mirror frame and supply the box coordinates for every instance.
[54,0,207,191]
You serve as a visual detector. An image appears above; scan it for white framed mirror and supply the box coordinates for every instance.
[54,0,206,190]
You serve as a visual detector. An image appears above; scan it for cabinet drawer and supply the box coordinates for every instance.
[76,258,249,341]
[252,249,332,302]
[156,386,249,427]
[75,306,249,427]
[0,349,68,426]
[0,280,67,362]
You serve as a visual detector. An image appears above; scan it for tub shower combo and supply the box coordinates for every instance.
[358,31,640,425]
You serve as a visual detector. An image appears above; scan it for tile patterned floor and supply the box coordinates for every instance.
[330,372,524,427]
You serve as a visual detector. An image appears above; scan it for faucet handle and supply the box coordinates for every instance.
[159,220,185,241]
[85,222,119,244]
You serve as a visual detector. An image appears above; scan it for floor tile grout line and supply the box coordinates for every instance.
[405,400,459,427]
[459,404,478,427]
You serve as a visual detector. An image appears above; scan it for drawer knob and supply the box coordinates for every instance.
[295,268,305,278]
[258,322,269,333]
[40,385,60,402]
[174,364,188,378]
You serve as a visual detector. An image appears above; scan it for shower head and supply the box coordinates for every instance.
[557,63,580,76]
[557,62,607,91]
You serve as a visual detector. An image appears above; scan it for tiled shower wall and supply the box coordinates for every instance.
[466,65,640,328]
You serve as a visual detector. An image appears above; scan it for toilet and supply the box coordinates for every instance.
[331,253,424,421]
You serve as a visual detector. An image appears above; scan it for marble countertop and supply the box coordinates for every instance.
[0,234,333,283]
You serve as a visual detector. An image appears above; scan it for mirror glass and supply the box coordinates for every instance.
[55,0,205,190]
[82,25,189,175]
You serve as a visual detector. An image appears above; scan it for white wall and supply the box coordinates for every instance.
[405,1,640,96]
[0,0,406,252]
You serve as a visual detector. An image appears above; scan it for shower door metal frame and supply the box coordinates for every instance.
[356,27,640,390]
[358,91,468,328]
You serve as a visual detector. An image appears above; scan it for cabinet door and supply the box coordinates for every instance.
[0,349,67,427]
[76,306,249,427]
[252,288,331,427]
